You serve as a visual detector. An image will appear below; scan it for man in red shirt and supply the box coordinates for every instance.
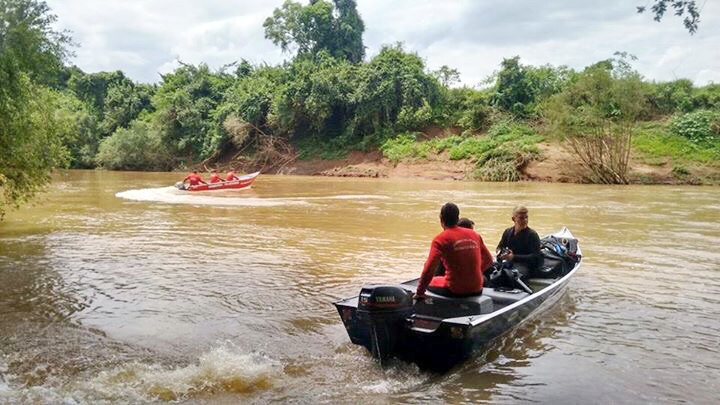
[209,169,223,183]
[226,170,240,181]
[416,202,494,298]
[183,171,207,186]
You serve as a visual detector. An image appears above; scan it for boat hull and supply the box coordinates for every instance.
[407,271,574,370]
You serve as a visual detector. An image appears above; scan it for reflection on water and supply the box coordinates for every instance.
[1,170,719,403]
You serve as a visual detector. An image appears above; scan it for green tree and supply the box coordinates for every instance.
[212,64,284,152]
[264,0,365,63]
[432,65,460,88]
[0,0,72,219]
[272,52,356,140]
[544,62,648,184]
[96,120,172,171]
[55,69,155,168]
[442,87,492,131]
[351,44,441,141]
[691,84,720,111]
[100,80,154,136]
[66,70,153,135]
[51,90,99,168]
[637,1,700,34]
[490,57,572,117]
[152,63,234,163]
[491,56,533,116]
[649,79,694,114]
[67,70,126,116]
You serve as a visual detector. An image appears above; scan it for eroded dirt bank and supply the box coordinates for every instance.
[267,142,714,185]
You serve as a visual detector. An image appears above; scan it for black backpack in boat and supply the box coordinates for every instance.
[537,235,579,277]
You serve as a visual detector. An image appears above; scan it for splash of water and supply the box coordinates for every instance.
[115,186,389,207]
[0,344,282,403]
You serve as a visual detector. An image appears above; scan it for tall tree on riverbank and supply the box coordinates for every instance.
[264,0,365,63]
[490,56,573,118]
[0,0,72,219]
[152,63,234,163]
[62,69,155,168]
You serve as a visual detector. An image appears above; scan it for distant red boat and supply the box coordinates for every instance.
[175,171,260,192]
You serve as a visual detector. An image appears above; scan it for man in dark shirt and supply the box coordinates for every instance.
[496,205,542,279]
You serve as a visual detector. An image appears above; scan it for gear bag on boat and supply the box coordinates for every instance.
[536,234,579,277]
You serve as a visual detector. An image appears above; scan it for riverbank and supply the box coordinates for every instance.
[267,141,719,185]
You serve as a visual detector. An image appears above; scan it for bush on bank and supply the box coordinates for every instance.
[669,110,720,145]
[380,120,542,181]
[96,121,174,171]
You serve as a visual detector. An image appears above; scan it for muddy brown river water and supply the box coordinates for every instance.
[1,170,719,403]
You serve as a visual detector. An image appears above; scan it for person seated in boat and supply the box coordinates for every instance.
[226,170,241,181]
[496,205,542,280]
[416,203,494,298]
[435,217,476,276]
[209,169,223,183]
[183,170,207,187]
[458,217,475,229]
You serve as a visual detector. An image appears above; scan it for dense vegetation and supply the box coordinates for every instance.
[1,0,72,219]
[1,0,718,218]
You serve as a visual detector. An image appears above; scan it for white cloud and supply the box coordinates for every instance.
[695,69,719,85]
[46,0,720,85]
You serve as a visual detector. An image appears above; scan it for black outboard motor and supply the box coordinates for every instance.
[356,285,414,362]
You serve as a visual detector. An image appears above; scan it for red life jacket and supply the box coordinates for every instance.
[184,173,204,186]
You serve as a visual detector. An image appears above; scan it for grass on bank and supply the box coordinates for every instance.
[633,121,720,165]
[632,118,720,184]
[381,120,543,181]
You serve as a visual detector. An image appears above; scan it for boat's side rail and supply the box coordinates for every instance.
[464,259,582,327]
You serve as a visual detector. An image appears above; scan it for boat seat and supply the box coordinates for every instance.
[414,290,494,318]
[481,287,530,308]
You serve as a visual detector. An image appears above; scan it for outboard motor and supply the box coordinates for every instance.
[175,181,187,190]
[356,285,414,362]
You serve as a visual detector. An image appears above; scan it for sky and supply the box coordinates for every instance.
[46,0,720,87]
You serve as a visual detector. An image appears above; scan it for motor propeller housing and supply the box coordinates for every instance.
[356,285,414,361]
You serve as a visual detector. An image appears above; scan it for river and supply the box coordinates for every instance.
[1,170,718,404]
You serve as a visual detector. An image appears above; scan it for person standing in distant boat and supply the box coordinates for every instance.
[209,169,223,183]
[226,170,240,181]
[183,170,207,187]
[416,203,493,298]
[496,205,542,279]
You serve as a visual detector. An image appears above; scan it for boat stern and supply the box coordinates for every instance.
[334,296,369,346]
[334,285,416,360]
